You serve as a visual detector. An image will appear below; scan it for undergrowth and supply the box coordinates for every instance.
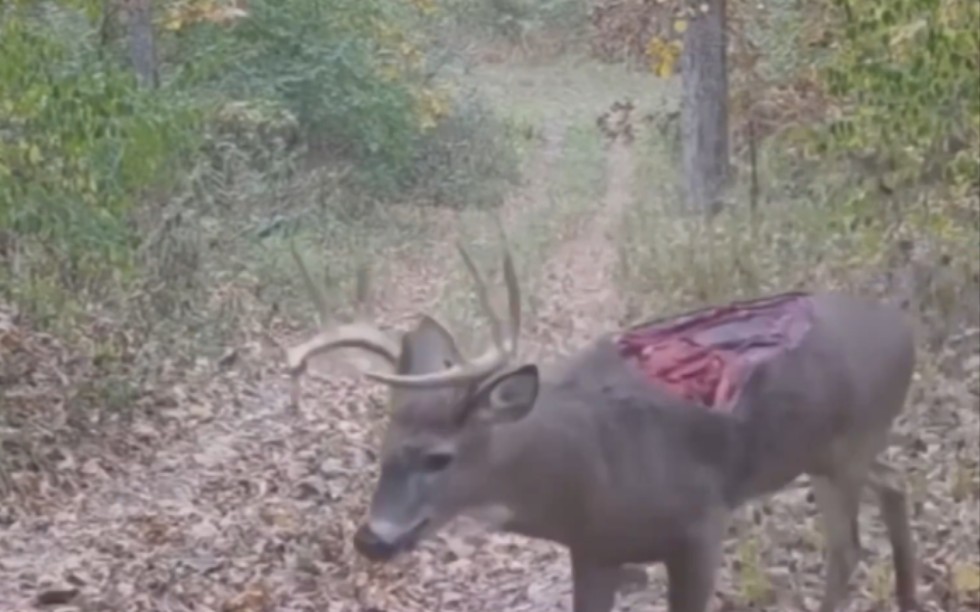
[433,0,592,60]
[0,0,522,487]
[0,1,521,338]
[431,116,606,350]
[617,119,979,349]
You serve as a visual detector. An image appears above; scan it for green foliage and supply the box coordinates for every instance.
[0,6,202,305]
[407,92,521,209]
[168,0,437,193]
[619,122,979,331]
[0,0,520,328]
[738,0,810,83]
[438,0,591,50]
[818,0,980,187]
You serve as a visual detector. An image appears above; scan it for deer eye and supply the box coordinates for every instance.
[421,452,454,472]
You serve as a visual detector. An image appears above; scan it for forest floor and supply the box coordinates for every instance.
[1,56,977,612]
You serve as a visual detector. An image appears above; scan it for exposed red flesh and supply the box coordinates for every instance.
[617,293,813,411]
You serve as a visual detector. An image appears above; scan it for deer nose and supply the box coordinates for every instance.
[353,524,399,561]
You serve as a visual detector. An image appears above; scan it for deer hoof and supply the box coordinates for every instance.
[617,566,649,592]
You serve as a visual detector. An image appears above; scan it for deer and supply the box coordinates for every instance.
[284,238,919,612]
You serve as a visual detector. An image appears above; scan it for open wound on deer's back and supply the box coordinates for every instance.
[616,293,814,412]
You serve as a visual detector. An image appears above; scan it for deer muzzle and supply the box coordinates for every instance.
[353,518,430,562]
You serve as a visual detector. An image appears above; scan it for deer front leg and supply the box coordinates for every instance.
[664,513,727,612]
[812,475,863,612]
[570,552,620,612]
[868,460,918,611]
[617,564,649,591]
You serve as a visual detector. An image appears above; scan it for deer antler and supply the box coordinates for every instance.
[363,237,522,389]
[285,243,400,404]
[286,231,522,395]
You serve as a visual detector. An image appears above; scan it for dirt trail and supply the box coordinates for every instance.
[525,138,632,360]
[0,104,625,612]
[0,61,647,609]
[467,136,644,612]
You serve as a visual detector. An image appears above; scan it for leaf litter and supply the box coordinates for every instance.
[1,119,978,612]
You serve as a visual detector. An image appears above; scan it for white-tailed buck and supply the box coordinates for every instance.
[286,240,918,612]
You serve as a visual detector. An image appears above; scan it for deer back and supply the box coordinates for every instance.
[727,292,915,498]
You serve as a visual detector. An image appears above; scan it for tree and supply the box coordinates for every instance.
[124,0,159,88]
[680,0,729,215]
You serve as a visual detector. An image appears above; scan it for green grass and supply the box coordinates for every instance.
[192,58,678,358]
[615,101,980,336]
[460,58,677,126]
[419,59,656,349]
[428,114,606,350]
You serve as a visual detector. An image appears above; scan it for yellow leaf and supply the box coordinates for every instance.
[163,14,184,31]
[674,19,688,34]
[203,6,248,25]
[646,36,665,54]
[409,0,437,15]
[378,65,400,82]
[953,563,980,594]
[27,144,42,165]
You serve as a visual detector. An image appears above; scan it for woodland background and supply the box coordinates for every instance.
[0,0,978,610]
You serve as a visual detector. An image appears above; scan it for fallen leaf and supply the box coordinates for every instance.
[953,562,980,595]
[35,587,79,606]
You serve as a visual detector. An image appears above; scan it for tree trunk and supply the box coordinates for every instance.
[125,0,158,88]
[680,0,729,215]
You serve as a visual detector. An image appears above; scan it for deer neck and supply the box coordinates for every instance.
[477,384,592,542]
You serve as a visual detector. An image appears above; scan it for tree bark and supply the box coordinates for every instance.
[125,0,158,88]
[680,0,729,215]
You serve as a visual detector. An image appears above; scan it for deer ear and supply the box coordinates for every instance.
[397,315,465,375]
[475,364,539,424]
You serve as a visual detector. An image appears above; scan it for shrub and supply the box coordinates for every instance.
[1,0,521,325]
[817,0,980,190]
[0,6,202,323]
[406,92,521,209]
[437,0,591,53]
[168,0,447,193]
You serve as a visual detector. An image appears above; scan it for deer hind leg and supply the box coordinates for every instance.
[868,459,918,611]
[616,565,649,592]
[665,510,727,612]
[570,553,620,612]
[812,475,863,612]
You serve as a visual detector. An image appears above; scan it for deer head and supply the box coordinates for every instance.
[286,239,537,561]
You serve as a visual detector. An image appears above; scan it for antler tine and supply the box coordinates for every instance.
[362,344,508,389]
[456,241,505,352]
[287,324,401,407]
[501,244,521,354]
[285,324,401,374]
[359,237,523,390]
[353,258,371,312]
[291,241,330,327]
[494,218,521,354]
[285,242,400,401]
